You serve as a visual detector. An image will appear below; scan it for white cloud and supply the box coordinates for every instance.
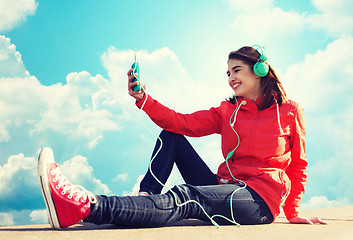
[101,47,228,113]
[0,71,123,148]
[0,153,41,210]
[0,121,10,142]
[0,0,37,31]
[226,0,353,39]
[284,35,353,112]
[0,74,45,143]
[29,209,47,224]
[0,36,124,148]
[31,71,123,146]
[0,35,28,77]
[121,169,185,197]
[59,155,111,195]
[301,196,351,209]
[308,0,353,36]
[0,212,14,226]
[88,135,103,150]
[123,175,144,196]
[192,137,224,173]
[113,173,129,182]
[123,171,183,196]
[227,0,273,12]
[226,0,306,39]
[0,151,111,213]
[335,159,353,201]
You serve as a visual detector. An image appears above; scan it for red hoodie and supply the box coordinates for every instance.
[136,94,307,221]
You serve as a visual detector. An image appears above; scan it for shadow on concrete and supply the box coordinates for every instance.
[0,219,215,232]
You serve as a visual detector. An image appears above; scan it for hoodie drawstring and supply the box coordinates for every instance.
[274,98,284,134]
[230,100,247,128]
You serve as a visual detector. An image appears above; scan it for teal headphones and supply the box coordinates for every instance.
[252,45,269,77]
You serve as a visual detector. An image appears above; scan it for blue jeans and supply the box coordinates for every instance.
[85,131,273,227]
[140,130,219,194]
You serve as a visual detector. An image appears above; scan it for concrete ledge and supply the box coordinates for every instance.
[1,206,352,240]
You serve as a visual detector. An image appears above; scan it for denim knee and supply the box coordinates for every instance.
[160,130,182,139]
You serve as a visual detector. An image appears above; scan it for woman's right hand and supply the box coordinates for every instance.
[127,69,145,103]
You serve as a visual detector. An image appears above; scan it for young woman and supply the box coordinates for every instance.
[37,46,326,229]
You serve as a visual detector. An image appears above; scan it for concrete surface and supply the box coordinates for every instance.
[0,206,352,240]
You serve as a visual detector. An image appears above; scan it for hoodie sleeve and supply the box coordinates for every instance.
[283,103,308,220]
[135,94,222,137]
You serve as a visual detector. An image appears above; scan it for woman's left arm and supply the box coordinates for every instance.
[283,104,327,224]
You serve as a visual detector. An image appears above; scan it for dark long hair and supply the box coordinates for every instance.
[227,46,287,110]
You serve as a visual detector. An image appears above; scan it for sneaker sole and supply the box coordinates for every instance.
[37,147,61,229]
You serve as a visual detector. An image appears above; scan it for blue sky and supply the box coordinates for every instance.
[0,0,352,225]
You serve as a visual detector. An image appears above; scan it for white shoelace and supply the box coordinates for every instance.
[51,167,97,204]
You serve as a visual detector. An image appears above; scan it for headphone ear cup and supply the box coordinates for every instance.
[253,61,269,77]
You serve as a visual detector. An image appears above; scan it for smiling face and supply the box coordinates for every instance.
[227,59,263,101]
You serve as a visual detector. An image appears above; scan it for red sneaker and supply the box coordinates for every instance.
[37,147,97,229]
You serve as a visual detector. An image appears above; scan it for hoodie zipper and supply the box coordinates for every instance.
[246,109,261,173]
